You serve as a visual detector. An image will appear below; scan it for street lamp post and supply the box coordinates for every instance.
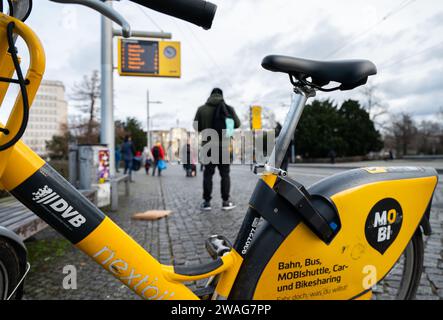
[101,0,115,176]
[147,90,162,149]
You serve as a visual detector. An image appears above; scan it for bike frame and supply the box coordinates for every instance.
[0,13,314,300]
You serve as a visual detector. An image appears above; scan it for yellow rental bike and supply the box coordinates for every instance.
[0,0,438,300]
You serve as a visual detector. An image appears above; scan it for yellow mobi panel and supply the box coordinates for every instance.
[253,176,437,300]
[76,217,199,300]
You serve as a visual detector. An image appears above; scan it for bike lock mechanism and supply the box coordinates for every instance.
[49,0,132,38]
[249,176,340,244]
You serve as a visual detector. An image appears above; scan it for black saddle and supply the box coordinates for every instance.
[262,55,377,91]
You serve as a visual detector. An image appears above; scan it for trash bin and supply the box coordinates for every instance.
[78,144,110,190]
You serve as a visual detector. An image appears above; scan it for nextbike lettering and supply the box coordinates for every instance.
[93,246,175,300]
[32,185,86,228]
[241,217,260,255]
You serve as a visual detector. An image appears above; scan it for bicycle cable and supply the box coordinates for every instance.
[0,21,31,151]
[289,74,341,93]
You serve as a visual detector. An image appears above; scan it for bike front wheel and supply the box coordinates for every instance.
[0,238,22,300]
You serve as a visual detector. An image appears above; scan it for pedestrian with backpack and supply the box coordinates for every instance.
[193,88,241,211]
[151,142,165,176]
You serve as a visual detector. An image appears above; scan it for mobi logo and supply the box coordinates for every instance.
[365,198,403,254]
[32,185,86,228]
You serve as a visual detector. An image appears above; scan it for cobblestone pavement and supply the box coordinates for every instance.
[22,165,443,300]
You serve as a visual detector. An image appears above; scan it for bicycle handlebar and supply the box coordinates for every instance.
[130,0,217,30]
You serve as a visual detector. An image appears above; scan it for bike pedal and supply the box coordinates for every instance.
[205,235,232,260]
[193,285,215,300]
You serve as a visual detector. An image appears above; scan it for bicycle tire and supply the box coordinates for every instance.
[0,238,21,300]
[377,228,424,300]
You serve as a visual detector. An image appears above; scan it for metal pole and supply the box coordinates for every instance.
[101,0,116,177]
[113,29,172,39]
[147,90,150,149]
[146,90,162,150]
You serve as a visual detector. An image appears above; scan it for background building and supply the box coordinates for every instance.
[22,80,68,157]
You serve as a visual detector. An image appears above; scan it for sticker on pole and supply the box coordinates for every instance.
[365,198,403,254]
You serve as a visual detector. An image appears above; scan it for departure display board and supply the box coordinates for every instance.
[118,39,181,78]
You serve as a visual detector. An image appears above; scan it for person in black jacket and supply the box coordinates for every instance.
[193,88,241,211]
[121,135,136,181]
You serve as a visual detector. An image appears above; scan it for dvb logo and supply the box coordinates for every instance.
[365,198,403,254]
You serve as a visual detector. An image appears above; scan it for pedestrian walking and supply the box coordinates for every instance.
[151,142,165,176]
[115,145,121,173]
[328,149,337,164]
[121,135,136,181]
[143,146,154,175]
[182,138,197,177]
[193,88,241,211]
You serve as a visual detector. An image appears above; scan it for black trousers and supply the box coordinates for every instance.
[203,163,230,202]
[152,160,162,176]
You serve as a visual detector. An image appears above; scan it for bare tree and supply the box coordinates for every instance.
[70,70,100,142]
[391,113,417,156]
[417,120,442,155]
[68,114,100,145]
[361,84,389,130]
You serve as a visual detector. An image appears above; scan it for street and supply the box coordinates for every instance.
[23,165,443,300]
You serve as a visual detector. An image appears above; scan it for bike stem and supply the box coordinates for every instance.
[267,87,315,170]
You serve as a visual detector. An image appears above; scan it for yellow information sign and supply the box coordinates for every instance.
[251,105,262,130]
[118,39,181,78]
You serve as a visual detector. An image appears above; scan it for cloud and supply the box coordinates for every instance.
[7,0,441,132]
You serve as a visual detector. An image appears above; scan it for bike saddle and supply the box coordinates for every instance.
[261,55,377,91]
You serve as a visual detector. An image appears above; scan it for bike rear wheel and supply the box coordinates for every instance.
[372,228,424,300]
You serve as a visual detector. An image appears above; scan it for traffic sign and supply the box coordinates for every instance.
[251,105,262,130]
[118,38,181,78]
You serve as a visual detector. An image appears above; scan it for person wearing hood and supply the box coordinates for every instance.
[193,88,241,211]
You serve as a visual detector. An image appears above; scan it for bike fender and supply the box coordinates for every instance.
[0,226,26,253]
[419,200,432,236]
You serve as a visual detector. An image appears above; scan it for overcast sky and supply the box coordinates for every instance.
[1,0,442,131]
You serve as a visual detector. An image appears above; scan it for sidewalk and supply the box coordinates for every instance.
[291,159,443,173]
